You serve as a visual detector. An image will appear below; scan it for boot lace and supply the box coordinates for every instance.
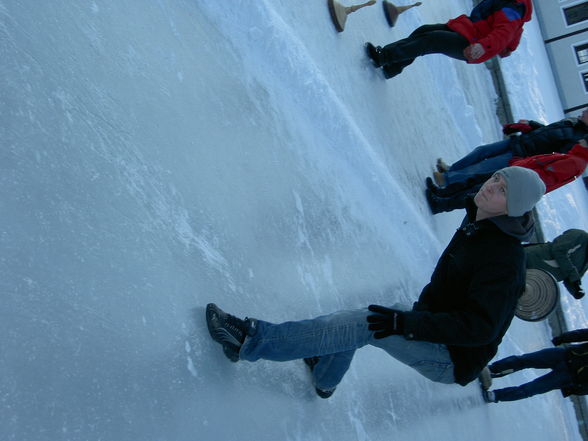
[224,314,246,343]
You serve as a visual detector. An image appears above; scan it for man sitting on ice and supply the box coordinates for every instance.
[206,167,545,398]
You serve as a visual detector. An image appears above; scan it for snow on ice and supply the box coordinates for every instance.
[1,1,585,440]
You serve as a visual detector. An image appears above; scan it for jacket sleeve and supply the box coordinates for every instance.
[474,9,524,62]
[402,262,521,346]
[523,153,584,193]
[528,120,545,131]
[552,229,588,282]
[556,328,588,344]
[544,148,588,192]
[569,143,588,165]
[499,27,522,58]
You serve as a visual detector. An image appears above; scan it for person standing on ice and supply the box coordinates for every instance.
[480,328,588,403]
[205,167,545,399]
[425,141,588,214]
[431,110,588,188]
[365,0,532,79]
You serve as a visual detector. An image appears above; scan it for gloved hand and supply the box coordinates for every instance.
[571,280,585,299]
[463,43,485,61]
[552,336,563,346]
[502,123,532,135]
[367,305,405,339]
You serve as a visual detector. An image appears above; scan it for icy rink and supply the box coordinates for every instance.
[1,0,582,440]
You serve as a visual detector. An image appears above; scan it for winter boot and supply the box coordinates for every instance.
[206,303,254,362]
[436,158,450,173]
[425,177,440,194]
[365,42,384,68]
[432,171,446,187]
[304,357,336,399]
[425,189,453,214]
[426,189,470,214]
[382,63,404,79]
[435,179,479,198]
[425,189,441,214]
[426,177,470,197]
[478,367,492,390]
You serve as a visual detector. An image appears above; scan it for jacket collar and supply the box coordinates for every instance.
[460,196,535,241]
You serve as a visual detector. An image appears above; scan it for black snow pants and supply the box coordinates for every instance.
[380,24,470,72]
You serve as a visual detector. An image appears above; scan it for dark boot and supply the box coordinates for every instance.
[427,176,464,197]
[206,303,255,362]
[382,63,404,79]
[365,42,384,67]
[426,186,475,214]
[379,43,416,72]
[425,177,441,194]
[304,357,336,399]
[434,174,491,198]
[425,189,454,214]
[428,178,479,198]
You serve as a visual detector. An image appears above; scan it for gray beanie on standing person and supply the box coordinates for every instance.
[496,166,546,217]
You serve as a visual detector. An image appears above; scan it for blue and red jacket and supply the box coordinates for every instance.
[447,0,533,64]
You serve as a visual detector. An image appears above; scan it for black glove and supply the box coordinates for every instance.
[552,336,563,346]
[367,305,405,339]
[571,281,585,299]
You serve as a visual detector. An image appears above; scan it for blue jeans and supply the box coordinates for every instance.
[490,348,574,402]
[239,307,455,392]
[444,139,513,186]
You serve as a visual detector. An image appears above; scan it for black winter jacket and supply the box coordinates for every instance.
[403,200,533,385]
[510,118,588,158]
[553,328,588,397]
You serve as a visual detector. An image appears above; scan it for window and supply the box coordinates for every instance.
[575,43,588,64]
[582,71,588,92]
[564,2,588,26]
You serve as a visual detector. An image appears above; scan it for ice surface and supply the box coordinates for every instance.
[1,0,583,440]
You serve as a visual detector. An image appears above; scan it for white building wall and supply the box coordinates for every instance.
[545,35,588,110]
[536,0,588,38]
[533,0,588,114]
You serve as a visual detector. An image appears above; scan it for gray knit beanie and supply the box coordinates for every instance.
[495,166,546,217]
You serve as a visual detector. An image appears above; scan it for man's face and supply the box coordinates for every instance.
[474,173,508,216]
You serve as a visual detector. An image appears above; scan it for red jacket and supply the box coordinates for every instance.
[509,144,588,193]
[447,0,533,64]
